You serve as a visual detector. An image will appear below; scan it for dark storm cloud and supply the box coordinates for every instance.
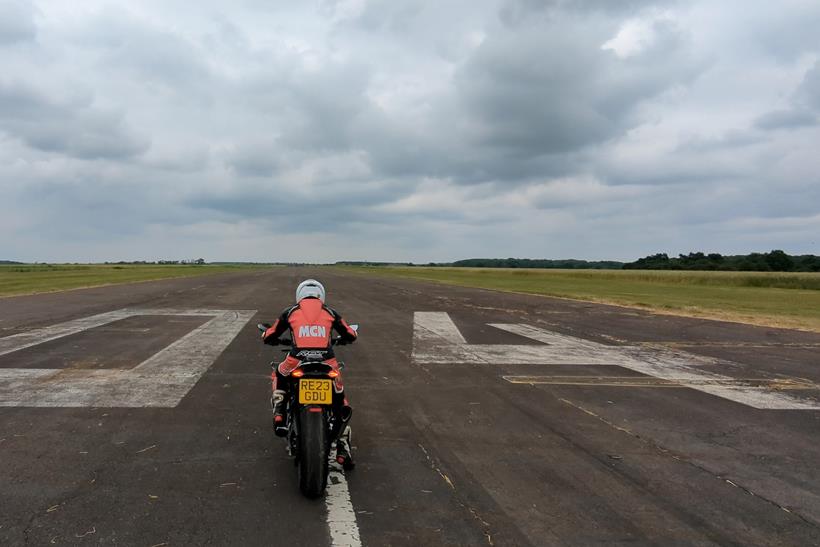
[0,80,149,159]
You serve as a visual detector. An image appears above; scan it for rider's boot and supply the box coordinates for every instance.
[335,425,355,470]
[271,389,288,437]
[339,404,353,424]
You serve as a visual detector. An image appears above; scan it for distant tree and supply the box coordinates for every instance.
[764,250,794,271]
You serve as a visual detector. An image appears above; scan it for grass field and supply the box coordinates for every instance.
[338,266,820,332]
[0,264,270,297]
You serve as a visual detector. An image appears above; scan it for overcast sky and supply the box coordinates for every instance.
[1,0,819,263]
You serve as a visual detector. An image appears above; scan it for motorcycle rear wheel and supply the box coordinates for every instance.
[297,407,329,498]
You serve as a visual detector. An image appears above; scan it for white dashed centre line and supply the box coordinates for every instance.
[325,462,362,547]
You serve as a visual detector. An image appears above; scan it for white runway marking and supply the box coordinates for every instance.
[413,313,626,365]
[0,309,256,407]
[326,463,361,547]
[0,309,135,357]
[503,375,816,389]
[414,311,468,344]
[412,312,820,410]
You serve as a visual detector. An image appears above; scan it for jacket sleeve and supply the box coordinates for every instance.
[262,309,292,343]
[329,307,358,343]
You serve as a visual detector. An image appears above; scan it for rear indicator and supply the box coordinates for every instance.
[292,370,304,378]
[328,371,339,378]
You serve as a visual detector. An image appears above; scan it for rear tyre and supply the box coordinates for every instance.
[297,407,329,498]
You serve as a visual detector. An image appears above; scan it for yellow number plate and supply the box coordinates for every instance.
[298,379,333,405]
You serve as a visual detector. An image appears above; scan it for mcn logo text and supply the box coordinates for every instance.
[298,325,327,337]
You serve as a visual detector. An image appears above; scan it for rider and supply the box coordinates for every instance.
[261,279,358,466]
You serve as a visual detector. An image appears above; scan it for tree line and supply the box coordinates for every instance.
[449,258,624,269]
[622,251,819,272]
[338,251,820,271]
[454,252,819,271]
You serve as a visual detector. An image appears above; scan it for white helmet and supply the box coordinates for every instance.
[296,279,326,303]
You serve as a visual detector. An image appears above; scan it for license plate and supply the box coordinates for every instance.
[298,379,333,404]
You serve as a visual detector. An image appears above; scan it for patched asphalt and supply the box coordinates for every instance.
[1,267,819,546]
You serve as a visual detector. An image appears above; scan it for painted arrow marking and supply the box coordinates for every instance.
[411,312,820,410]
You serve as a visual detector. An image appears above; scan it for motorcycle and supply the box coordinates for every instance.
[257,322,358,498]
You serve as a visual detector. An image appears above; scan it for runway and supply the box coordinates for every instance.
[1,267,819,545]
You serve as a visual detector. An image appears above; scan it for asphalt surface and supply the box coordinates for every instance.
[1,267,819,546]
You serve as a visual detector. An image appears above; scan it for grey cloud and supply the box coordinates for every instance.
[226,63,378,178]
[322,5,702,187]
[189,172,413,217]
[652,177,820,227]
[560,0,674,11]
[205,1,700,190]
[0,0,35,45]
[72,10,213,93]
[753,109,817,131]
[230,55,375,160]
[352,0,424,33]
[365,135,578,185]
[186,188,408,235]
[0,80,149,159]
[797,61,820,111]
[278,65,372,152]
[456,15,698,158]
[11,175,181,240]
[228,140,286,177]
[678,129,765,152]
[2,0,820,262]
[142,145,210,172]
[187,194,292,224]
[599,146,749,187]
[753,6,820,61]
[748,61,820,133]
[499,0,674,25]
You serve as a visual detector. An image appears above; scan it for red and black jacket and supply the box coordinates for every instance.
[262,298,357,358]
